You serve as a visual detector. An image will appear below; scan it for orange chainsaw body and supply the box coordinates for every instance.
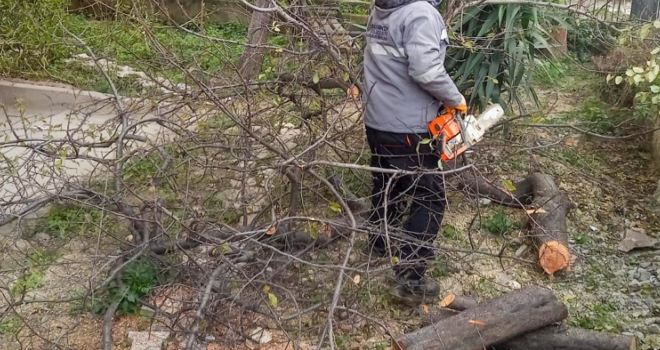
[428,110,468,162]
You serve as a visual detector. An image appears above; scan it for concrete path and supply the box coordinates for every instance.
[0,80,186,233]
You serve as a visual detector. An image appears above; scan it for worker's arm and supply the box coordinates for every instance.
[402,8,465,110]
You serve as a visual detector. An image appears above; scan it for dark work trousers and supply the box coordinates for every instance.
[365,126,446,281]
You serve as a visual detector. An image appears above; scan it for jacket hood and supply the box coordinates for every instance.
[373,0,442,10]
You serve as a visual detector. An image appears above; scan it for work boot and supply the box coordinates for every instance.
[392,277,440,304]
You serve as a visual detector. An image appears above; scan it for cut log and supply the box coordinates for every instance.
[392,286,568,350]
[496,326,637,350]
[439,293,478,311]
[428,294,637,350]
[444,161,574,275]
[525,173,573,275]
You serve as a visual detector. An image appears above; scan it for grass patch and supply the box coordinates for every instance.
[0,316,22,336]
[11,248,59,298]
[31,203,104,239]
[559,98,631,134]
[569,303,620,332]
[483,211,520,236]
[3,1,282,94]
[553,148,603,171]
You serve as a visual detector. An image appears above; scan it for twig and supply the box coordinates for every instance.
[102,285,128,350]
[185,262,229,350]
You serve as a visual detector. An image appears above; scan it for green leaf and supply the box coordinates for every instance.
[268,293,278,308]
[649,70,659,83]
[419,138,432,145]
[651,85,660,93]
[633,67,645,74]
[312,73,320,84]
[502,179,517,191]
[615,76,623,85]
[477,10,500,37]
[652,47,660,55]
[343,72,350,82]
[329,202,342,213]
[641,24,651,40]
[654,20,660,29]
[437,159,443,170]
[606,74,613,83]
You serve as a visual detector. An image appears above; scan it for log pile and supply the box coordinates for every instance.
[395,286,637,350]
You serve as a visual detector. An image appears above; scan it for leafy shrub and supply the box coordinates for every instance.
[566,18,617,62]
[610,21,660,169]
[445,4,564,112]
[92,257,165,315]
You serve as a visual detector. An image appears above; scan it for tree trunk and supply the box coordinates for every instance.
[631,0,660,21]
[239,0,272,80]
[526,173,573,275]
[392,286,568,350]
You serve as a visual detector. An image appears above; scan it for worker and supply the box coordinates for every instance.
[361,0,467,302]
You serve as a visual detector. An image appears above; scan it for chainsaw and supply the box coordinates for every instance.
[428,103,505,162]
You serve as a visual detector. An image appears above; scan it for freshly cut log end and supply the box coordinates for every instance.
[440,294,455,308]
[440,294,479,311]
[538,240,570,275]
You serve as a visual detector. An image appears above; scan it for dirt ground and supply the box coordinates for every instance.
[1,60,660,350]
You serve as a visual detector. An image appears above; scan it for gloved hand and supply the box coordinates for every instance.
[446,95,468,114]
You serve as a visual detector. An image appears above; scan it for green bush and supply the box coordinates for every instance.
[445,4,565,112]
[92,257,166,315]
[566,18,617,62]
[0,0,72,76]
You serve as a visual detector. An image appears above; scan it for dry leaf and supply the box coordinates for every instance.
[422,304,430,314]
[322,224,333,238]
[148,185,156,193]
[352,274,361,285]
[468,319,485,325]
[525,208,547,214]
[262,285,271,293]
[347,86,359,101]
[266,226,277,236]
